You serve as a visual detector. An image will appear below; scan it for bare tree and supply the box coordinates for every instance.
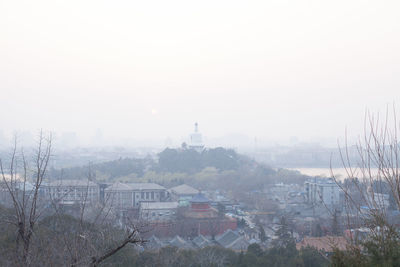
[0,132,145,266]
[333,108,400,223]
[331,107,400,264]
[0,131,52,265]
[39,165,146,266]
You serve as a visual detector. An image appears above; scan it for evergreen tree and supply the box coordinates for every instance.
[259,225,267,243]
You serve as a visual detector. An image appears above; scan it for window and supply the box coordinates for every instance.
[146,192,149,199]
[141,192,144,199]
[151,192,154,199]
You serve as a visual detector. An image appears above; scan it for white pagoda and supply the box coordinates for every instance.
[189,122,204,152]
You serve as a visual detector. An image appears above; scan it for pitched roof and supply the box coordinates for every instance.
[296,236,348,252]
[170,184,199,195]
[47,179,98,187]
[128,183,166,190]
[216,229,241,248]
[192,235,211,248]
[145,235,165,250]
[105,182,165,192]
[228,237,250,251]
[169,236,192,249]
[190,193,210,203]
[104,182,132,191]
[140,202,178,210]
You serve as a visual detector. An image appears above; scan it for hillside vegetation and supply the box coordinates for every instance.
[48,147,308,191]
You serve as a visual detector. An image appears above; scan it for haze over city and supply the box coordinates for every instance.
[2,0,400,148]
[3,0,400,266]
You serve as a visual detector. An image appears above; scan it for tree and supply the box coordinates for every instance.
[0,132,144,266]
[217,202,226,217]
[273,216,294,248]
[0,131,52,265]
[259,225,267,243]
[331,108,400,265]
[331,209,340,235]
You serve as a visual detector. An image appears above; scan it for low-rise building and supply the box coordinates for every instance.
[44,180,100,205]
[216,229,249,251]
[140,201,179,221]
[296,236,348,255]
[169,184,199,206]
[105,182,168,210]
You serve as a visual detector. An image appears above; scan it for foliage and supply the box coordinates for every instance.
[104,243,329,267]
[157,147,240,173]
[273,216,294,248]
[49,157,152,181]
[331,215,400,267]
[331,109,400,266]
[258,225,267,243]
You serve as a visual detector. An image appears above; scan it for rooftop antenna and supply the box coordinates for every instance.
[194,122,199,133]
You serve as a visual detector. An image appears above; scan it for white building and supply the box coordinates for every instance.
[305,178,340,206]
[189,122,204,152]
[44,180,100,205]
[371,192,390,209]
[105,182,168,210]
[140,202,179,221]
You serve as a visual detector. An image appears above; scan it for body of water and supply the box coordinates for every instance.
[290,167,380,180]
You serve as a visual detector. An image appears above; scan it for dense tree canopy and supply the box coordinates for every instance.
[157,147,240,173]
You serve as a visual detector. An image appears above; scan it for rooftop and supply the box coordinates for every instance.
[190,193,210,203]
[296,236,348,252]
[169,184,199,195]
[105,182,165,191]
[46,179,98,187]
[192,235,212,248]
[169,235,192,249]
[216,229,249,250]
[306,178,337,185]
[140,202,178,210]
[128,183,166,190]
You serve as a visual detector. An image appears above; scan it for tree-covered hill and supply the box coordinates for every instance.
[47,147,309,191]
[157,147,241,173]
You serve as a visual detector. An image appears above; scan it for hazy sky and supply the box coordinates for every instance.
[1,0,400,147]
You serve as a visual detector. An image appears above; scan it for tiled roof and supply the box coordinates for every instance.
[170,184,199,195]
[192,235,211,248]
[190,193,210,203]
[216,229,240,248]
[296,236,348,252]
[145,235,165,249]
[140,202,178,210]
[105,182,165,192]
[128,183,166,190]
[47,180,98,187]
[228,237,250,251]
[169,236,192,249]
[104,182,132,191]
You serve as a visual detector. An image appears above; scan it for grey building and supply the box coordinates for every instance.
[305,178,340,206]
[105,182,168,210]
[43,180,100,205]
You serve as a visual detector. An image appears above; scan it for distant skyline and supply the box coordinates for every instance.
[1,0,400,148]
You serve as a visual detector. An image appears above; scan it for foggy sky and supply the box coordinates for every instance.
[1,0,400,147]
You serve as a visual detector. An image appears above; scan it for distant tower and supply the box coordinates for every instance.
[189,122,205,152]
